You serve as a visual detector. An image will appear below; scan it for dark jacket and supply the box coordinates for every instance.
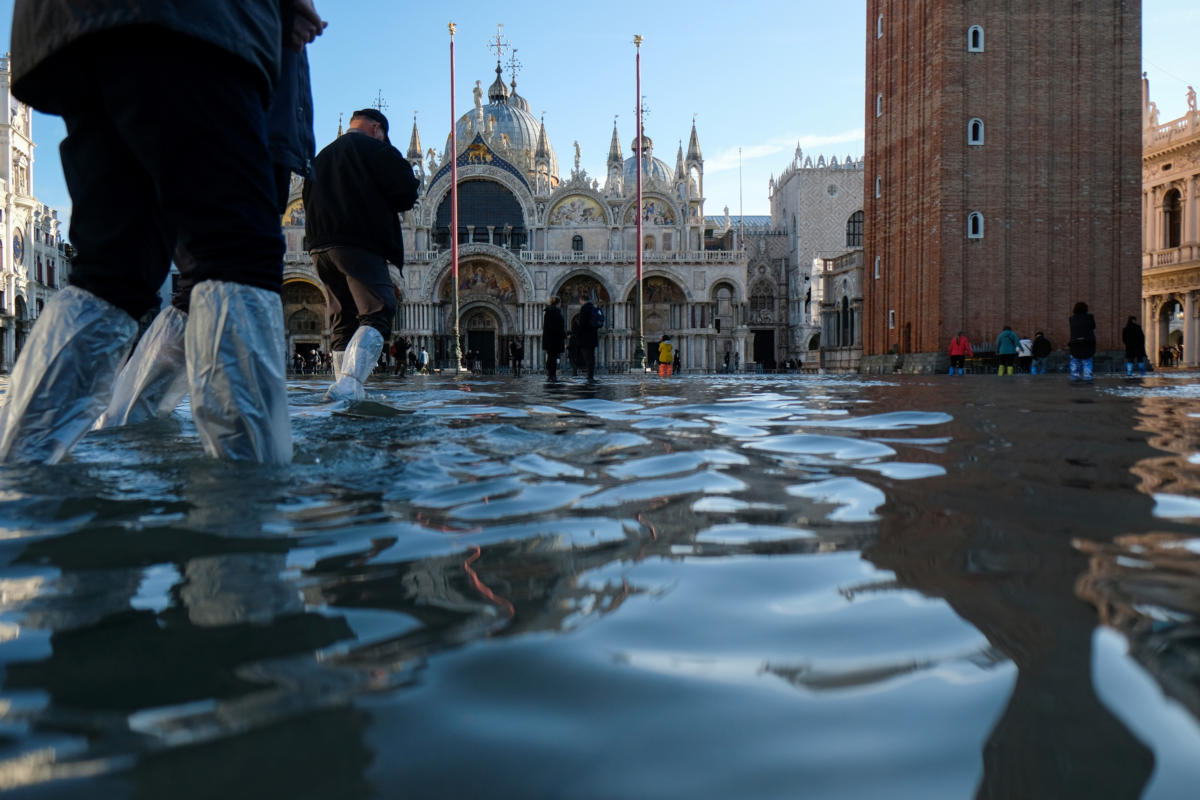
[1068,313,1097,359]
[12,0,282,110]
[267,44,314,178]
[542,305,566,355]
[1122,321,1147,360]
[1031,334,1052,359]
[303,131,419,269]
[576,303,600,349]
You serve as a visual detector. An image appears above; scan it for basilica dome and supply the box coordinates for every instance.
[446,64,559,184]
[623,134,673,186]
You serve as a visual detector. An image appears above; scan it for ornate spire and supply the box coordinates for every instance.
[337,112,343,137]
[407,114,422,161]
[607,117,623,166]
[675,141,685,177]
[535,114,549,161]
[686,118,702,163]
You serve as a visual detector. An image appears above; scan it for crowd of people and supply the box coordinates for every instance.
[946,303,1154,381]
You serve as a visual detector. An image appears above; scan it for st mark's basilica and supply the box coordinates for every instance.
[278,58,776,372]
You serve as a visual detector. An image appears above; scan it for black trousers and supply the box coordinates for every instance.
[51,30,284,320]
[314,247,395,350]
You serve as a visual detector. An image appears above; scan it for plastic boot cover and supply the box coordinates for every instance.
[331,350,345,379]
[0,286,136,464]
[324,327,383,403]
[95,305,189,429]
[186,281,292,464]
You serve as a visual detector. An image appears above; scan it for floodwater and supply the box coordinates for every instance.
[1,369,1199,799]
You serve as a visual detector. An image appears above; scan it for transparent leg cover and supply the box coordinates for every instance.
[185,281,292,464]
[94,305,189,429]
[324,327,383,403]
[331,350,345,380]
[0,286,137,463]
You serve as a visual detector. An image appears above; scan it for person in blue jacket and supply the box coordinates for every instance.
[995,325,1021,376]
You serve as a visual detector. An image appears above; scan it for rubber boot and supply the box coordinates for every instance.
[185,280,291,464]
[95,305,189,428]
[1006,365,1014,376]
[997,365,1004,376]
[324,326,384,402]
[0,286,136,463]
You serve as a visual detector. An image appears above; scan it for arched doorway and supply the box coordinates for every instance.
[626,275,685,336]
[559,274,611,330]
[464,307,500,372]
[1159,298,1184,365]
[282,279,327,369]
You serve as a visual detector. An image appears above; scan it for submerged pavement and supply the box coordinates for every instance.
[0,370,1199,798]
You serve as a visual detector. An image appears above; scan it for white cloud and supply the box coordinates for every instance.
[706,129,865,174]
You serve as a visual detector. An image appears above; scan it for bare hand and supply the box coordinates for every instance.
[289,0,328,51]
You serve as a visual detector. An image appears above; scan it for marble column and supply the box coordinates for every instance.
[1186,177,1198,245]
[1186,292,1196,366]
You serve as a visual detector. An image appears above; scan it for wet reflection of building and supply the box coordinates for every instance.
[855,385,1173,798]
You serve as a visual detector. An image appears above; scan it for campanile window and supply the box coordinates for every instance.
[967,212,984,239]
[968,25,984,52]
[968,118,984,145]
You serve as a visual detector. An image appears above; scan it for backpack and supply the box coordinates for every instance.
[588,304,605,329]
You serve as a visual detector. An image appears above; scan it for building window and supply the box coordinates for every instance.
[643,235,655,251]
[1165,189,1183,248]
[877,13,884,38]
[888,309,896,330]
[967,211,984,239]
[968,118,984,145]
[571,234,584,252]
[876,93,883,117]
[874,255,881,279]
[968,25,984,52]
[875,176,882,198]
[845,210,864,247]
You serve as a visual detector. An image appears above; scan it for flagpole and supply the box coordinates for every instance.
[634,34,645,372]
[449,22,463,373]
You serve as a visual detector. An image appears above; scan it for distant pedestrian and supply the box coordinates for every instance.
[948,330,973,375]
[508,339,524,378]
[1030,331,1052,374]
[419,345,430,374]
[395,337,410,376]
[995,326,1020,376]
[542,296,565,381]
[658,335,674,377]
[1068,301,1097,382]
[577,294,603,382]
[673,349,681,375]
[1122,316,1148,376]
[724,351,731,373]
[1017,334,1033,373]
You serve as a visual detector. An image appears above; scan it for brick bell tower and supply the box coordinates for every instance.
[862,1,1143,368]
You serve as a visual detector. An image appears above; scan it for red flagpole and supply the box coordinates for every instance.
[449,22,462,372]
[634,35,645,371]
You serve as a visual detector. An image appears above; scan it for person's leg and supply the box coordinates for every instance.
[1069,356,1081,381]
[1083,357,1094,382]
[319,249,393,402]
[87,33,289,461]
[585,348,596,381]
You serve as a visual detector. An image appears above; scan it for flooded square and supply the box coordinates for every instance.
[1,371,1199,798]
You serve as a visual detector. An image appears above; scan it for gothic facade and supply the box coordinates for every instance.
[0,56,69,372]
[768,148,864,359]
[1141,78,1200,367]
[280,61,753,372]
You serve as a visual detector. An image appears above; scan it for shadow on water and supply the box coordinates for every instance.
[0,373,1199,797]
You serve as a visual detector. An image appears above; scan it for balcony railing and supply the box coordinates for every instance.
[285,248,746,266]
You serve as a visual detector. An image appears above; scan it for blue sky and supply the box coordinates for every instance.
[2,0,1197,228]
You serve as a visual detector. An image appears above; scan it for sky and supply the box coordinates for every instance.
[2,0,1197,230]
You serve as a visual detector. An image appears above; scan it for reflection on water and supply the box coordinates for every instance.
[0,373,1198,797]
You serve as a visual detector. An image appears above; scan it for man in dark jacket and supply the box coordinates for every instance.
[0,0,325,464]
[1122,317,1148,377]
[577,294,602,382]
[542,297,566,381]
[304,108,419,401]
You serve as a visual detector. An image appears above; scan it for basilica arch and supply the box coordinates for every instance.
[421,168,537,233]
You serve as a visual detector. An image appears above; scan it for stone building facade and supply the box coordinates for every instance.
[862,1,1143,371]
[1141,78,1200,367]
[819,250,864,372]
[0,55,69,373]
[768,148,864,360]
[280,61,752,372]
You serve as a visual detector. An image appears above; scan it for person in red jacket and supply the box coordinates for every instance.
[948,331,974,376]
